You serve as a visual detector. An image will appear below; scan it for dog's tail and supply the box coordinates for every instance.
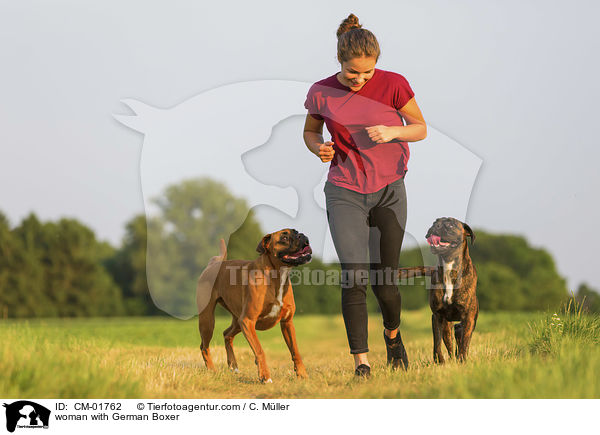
[205,239,227,266]
[398,266,436,280]
[219,238,227,261]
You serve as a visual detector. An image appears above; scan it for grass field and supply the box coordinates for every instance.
[1,304,599,399]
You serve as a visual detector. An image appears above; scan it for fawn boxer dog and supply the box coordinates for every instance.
[196,229,312,383]
[399,217,478,362]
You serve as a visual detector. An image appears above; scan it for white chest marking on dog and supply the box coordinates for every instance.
[266,267,291,318]
[442,260,455,304]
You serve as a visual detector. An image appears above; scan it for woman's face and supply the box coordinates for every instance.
[338,56,377,91]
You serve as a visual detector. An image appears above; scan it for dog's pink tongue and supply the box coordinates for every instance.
[301,246,312,255]
[427,235,441,246]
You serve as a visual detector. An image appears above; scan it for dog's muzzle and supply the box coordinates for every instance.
[280,233,312,265]
[425,218,463,252]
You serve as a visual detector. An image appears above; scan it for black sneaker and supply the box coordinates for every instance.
[354,364,371,379]
[384,330,409,370]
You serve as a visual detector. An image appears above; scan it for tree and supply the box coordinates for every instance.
[103,215,161,315]
[8,214,57,317]
[0,212,125,317]
[476,262,526,310]
[0,212,46,318]
[470,231,567,310]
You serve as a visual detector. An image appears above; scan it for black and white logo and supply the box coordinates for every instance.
[3,401,50,433]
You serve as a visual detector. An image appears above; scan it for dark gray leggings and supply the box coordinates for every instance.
[325,178,407,354]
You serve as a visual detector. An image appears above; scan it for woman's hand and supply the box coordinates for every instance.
[318,142,335,163]
[366,125,396,143]
[303,114,335,163]
[365,99,428,144]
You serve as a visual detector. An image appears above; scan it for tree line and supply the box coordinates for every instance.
[0,177,596,318]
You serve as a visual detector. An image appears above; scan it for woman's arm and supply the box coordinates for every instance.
[303,114,335,163]
[366,97,427,143]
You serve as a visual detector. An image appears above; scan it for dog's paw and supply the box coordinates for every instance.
[295,367,308,379]
[264,378,273,383]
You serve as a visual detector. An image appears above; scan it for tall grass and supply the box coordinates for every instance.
[0,306,598,398]
[529,296,600,355]
[0,323,142,397]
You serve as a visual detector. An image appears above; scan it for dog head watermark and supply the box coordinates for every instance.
[114,80,481,318]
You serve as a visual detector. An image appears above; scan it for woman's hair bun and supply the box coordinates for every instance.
[336,13,362,38]
[335,14,380,62]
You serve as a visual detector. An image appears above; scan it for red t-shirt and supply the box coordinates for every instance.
[304,68,415,193]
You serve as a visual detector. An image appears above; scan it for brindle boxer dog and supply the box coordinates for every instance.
[398,217,478,363]
[196,229,312,383]
[426,217,478,363]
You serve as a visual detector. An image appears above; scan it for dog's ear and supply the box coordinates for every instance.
[462,222,475,245]
[256,234,272,254]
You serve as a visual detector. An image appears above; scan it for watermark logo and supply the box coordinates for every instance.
[3,401,50,433]
[225,265,430,287]
[114,80,481,318]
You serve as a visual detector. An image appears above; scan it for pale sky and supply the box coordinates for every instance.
[1,0,599,291]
